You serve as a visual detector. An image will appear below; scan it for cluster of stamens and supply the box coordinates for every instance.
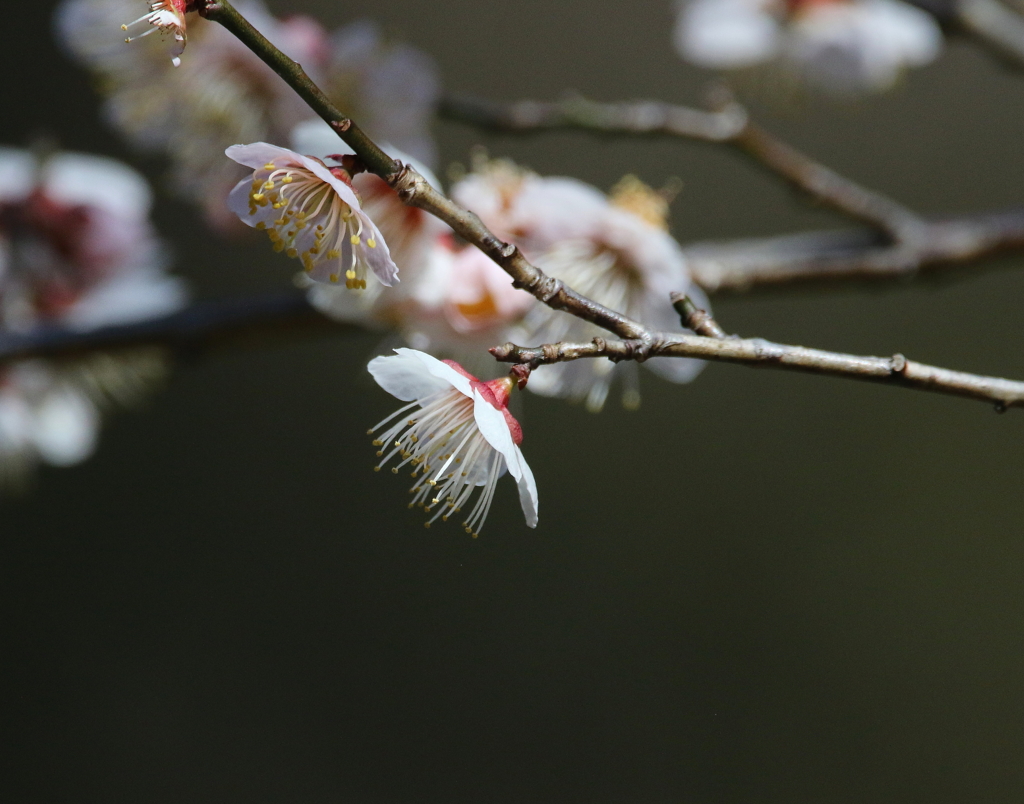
[121,1,187,66]
[368,389,504,538]
[247,160,377,289]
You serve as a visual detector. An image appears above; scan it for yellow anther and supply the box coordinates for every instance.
[251,192,265,202]
[263,181,275,190]
[286,248,297,258]
[392,468,399,474]
[282,175,293,184]
[373,466,381,472]
[272,242,285,252]
[255,222,266,230]
[367,238,377,248]
[330,273,340,283]
[345,269,357,280]
[327,249,341,259]
[263,162,276,170]
[350,235,361,245]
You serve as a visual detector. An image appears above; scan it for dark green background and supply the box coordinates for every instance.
[3,1,1024,801]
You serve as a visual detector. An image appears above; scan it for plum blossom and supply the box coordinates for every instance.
[450,161,706,411]
[55,0,438,224]
[368,348,538,536]
[121,0,193,66]
[0,146,186,481]
[289,123,450,323]
[673,0,943,96]
[226,143,398,289]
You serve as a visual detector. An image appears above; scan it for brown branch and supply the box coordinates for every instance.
[670,293,728,338]
[907,0,1024,70]
[491,328,1024,412]
[439,90,926,241]
[0,293,353,365]
[684,207,1024,292]
[198,0,651,343]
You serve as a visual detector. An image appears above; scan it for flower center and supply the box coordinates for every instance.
[248,160,377,289]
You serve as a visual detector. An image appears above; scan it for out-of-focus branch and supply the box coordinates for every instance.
[0,294,353,366]
[684,206,1024,292]
[440,91,1024,292]
[907,0,1024,69]
[439,91,926,241]
[491,301,1024,411]
[198,0,652,343]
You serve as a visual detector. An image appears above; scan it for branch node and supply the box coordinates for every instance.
[330,119,352,133]
[890,353,908,374]
[509,364,531,388]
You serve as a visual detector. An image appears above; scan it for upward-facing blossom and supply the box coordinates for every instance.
[226,142,398,289]
[673,0,942,96]
[368,348,538,536]
[449,161,706,411]
[55,0,439,224]
[0,146,186,481]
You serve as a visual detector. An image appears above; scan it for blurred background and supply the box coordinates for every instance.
[3,1,1024,801]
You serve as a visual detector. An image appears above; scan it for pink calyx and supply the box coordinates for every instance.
[442,360,523,445]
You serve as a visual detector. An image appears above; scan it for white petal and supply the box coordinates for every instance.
[368,348,473,401]
[0,147,36,203]
[674,0,780,69]
[44,152,152,220]
[31,388,100,467]
[512,446,538,528]
[224,142,299,171]
[471,391,538,527]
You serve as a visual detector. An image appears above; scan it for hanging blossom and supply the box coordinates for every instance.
[121,0,194,67]
[673,0,942,96]
[55,0,439,226]
[226,142,398,289]
[449,159,706,412]
[367,349,538,537]
[0,146,187,481]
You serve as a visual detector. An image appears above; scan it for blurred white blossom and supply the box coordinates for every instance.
[55,0,439,226]
[673,0,942,96]
[368,348,537,536]
[0,146,186,481]
[449,160,706,411]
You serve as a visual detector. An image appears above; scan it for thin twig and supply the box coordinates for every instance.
[670,293,728,338]
[439,90,926,241]
[0,293,352,365]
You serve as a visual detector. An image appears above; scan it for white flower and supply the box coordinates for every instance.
[367,348,538,536]
[673,0,942,95]
[121,0,192,67]
[0,146,186,480]
[289,123,449,323]
[451,163,706,411]
[226,142,398,289]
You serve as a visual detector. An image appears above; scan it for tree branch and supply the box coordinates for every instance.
[907,0,1024,70]
[0,293,353,365]
[198,0,652,343]
[439,90,926,241]
[491,310,1024,412]
[684,206,1024,292]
